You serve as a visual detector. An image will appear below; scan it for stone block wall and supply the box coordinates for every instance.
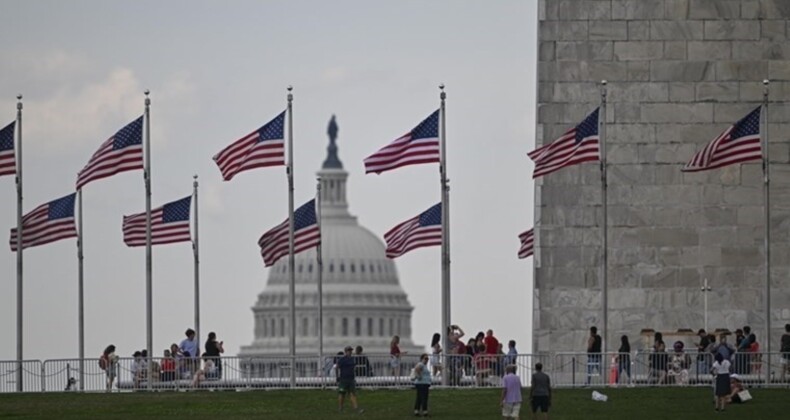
[535,0,790,353]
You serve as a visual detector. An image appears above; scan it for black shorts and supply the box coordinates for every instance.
[531,396,550,413]
[338,378,356,394]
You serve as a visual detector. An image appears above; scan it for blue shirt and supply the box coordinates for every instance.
[180,337,199,359]
[414,362,432,385]
[337,356,356,380]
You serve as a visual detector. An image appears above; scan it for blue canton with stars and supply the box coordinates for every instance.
[575,108,599,144]
[418,203,442,226]
[0,121,14,151]
[730,107,761,140]
[162,196,192,223]
[410,110,439,140]
[112,116,143,150]
[48,193,76,220]
[294,199,317,230]
[256,111,286,142]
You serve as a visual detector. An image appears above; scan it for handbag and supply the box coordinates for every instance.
[737,390,752,402]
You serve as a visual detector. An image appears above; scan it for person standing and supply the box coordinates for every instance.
[336,346,364,414]
[712,352,732,412]
[179,328,199,373]
[617,335,632,386]
[412,353,432,417]
[204,332,224,379]
[501,364,523,419]
[528,363,551,420]
[99,344,118,392]
[430,333,443,377]
[390,335,406,377]
[781,324,790,382]
[586,326,602,385]
[695,329,711,377]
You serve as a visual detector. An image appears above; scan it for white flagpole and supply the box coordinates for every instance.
[762,80,771,385]
[286,86,296,388]
[77,188,85,390]
[15,94,23,392]
[439,84,451,386]
[144,90,153,391]
[600,80,609,353]
[316,177,324,386]
[193,175,201,346]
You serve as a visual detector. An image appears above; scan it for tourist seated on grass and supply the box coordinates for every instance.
[726,374,749,404]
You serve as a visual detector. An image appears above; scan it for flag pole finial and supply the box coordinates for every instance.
[439,83,446,100]
[16,95,22,110]
[144,90,150,106]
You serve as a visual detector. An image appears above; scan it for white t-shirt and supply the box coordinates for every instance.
[712,360,731,375]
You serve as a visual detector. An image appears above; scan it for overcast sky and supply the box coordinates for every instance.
[0,0,537,361]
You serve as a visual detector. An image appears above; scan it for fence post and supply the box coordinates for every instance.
[40,361,45,392]
[571,356,576,387]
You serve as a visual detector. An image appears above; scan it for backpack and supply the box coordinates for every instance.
[99,354,109,370]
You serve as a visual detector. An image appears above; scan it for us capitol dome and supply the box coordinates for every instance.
[239,116,423,357]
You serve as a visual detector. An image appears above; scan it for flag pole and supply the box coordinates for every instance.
[599,80,609,353]
[286,86,296,388]
[316,177,324,386]
[77,188,85,390]
[15,94,23,392]
[193,175,200,347]
[439,84,451,386]
[762,79,771,385]
[143,90,153,391]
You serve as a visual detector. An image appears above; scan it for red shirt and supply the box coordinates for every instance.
[390,344,401,357]
[161,358,175,372]
[484,336,499,355]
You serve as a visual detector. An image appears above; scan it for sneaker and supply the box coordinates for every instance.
[414,410,420,417]
[357,408,365,414]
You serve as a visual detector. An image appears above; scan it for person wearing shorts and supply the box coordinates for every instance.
[336,346,364,414]
[530,362,551,419]
[501,364,523,419]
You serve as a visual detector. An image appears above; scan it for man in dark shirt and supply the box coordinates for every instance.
[696,329,711,375]
[780,324,790,382]
[336,346,363,414]
[204,332,224,379]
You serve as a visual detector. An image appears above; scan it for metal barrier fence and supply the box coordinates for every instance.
[3,352,789,393]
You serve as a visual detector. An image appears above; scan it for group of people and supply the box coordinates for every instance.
[332,325,548,419]
[98,328,224,390]
[439,325,520,386]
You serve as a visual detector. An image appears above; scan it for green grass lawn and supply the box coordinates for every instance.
[0,387,787,419]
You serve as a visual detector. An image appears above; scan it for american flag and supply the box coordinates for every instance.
[213,111,286,181]
[258,199,319,267]
[384,203,442,258]
[683,107,762,172]
[364,110,440,174]
[0,121,16,177]
[528,108,600,178]
[9,193,77,251]
[122,196,192,247]
[76,116,144,189]
[518,228,534,259]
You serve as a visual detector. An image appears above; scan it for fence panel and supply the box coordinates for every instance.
[0,360,42,393]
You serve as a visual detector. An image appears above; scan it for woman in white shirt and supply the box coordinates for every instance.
[712,352,732,412]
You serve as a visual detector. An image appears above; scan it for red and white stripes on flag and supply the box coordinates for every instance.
[0,121,16,177]
[10,193,77,251]
[122,196,192,247]
[364,110,439,174]
[258,199,319,267]
[213,111,286,181]
[384,203,442,258]
[76,116,144,189]
[683,106,762,172]
[518,228,534,259]
[528,108,600,178]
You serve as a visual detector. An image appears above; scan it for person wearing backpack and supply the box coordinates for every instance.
[100,344,118,392]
